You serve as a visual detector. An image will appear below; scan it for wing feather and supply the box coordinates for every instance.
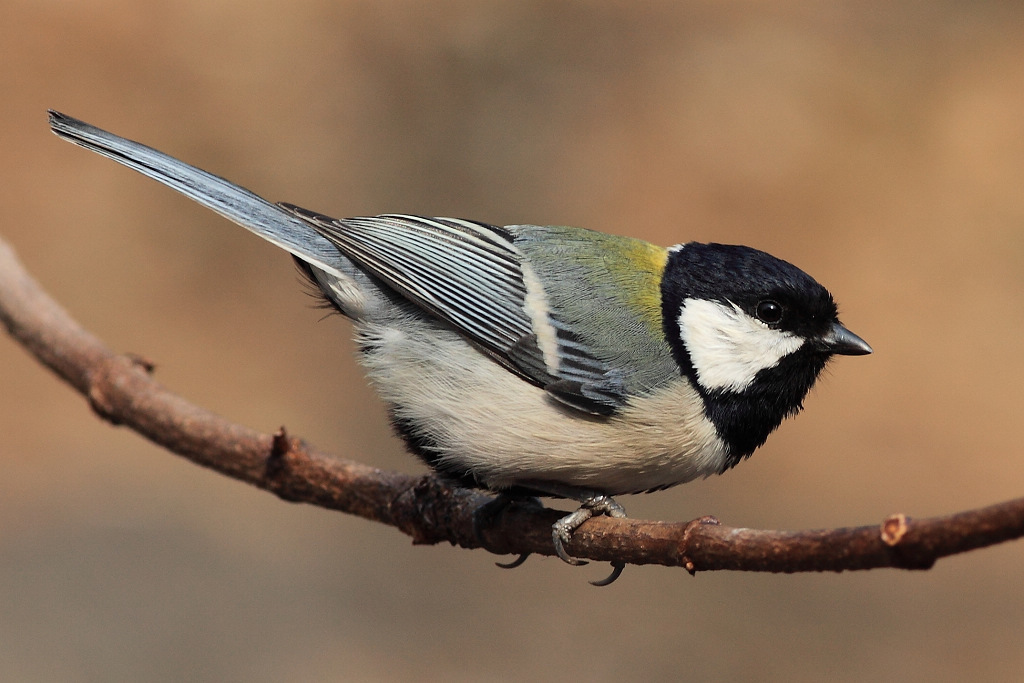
[278,205,631,414]
[281,206,539,361]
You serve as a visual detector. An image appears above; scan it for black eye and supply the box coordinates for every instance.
[756,300,783,324]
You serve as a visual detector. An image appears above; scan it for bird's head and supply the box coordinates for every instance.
[661,242,871,463]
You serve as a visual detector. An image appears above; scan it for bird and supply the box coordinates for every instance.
[48,110,872,585]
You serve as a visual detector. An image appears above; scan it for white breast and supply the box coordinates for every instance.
[354,316,729,496]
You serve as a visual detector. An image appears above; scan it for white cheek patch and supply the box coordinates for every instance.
[677,298,805,393]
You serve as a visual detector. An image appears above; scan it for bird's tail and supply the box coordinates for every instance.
[47,111,348,277]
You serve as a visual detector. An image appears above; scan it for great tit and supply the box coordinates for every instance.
[49,111,872,583]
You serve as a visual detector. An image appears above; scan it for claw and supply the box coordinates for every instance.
[552,505,596,565]
[590,561,625,587]
[495,553,531,569]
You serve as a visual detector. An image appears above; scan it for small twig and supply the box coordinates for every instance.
[3,233,1024,574]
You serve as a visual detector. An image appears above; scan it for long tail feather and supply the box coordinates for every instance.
[48,111,347,276]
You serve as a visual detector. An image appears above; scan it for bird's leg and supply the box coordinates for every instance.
[521,482,628,585]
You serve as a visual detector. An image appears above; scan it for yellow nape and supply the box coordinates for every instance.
[602,236,668,334]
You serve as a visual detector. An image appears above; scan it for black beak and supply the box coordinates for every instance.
[822,322,873,356]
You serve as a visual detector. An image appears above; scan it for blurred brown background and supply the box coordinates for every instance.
[3,1,1024,680]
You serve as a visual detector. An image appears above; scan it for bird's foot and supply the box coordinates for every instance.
[474,493,542,569]
[550,493,627,585]
[479,485,629,585]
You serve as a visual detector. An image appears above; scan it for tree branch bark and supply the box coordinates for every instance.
[3,234,1024,576]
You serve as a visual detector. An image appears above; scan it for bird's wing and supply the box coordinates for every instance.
[280,206,629,414]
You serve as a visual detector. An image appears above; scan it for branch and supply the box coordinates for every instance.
[3,233,1024,576]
